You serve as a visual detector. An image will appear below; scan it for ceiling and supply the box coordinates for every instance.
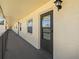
[0,0,50,26]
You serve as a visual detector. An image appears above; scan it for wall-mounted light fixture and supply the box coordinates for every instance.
[54,0,63,11]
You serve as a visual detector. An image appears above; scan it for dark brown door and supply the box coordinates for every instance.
[40,10,53,54]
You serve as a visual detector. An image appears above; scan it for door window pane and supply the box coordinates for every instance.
[42,15,50,28]
[42,15,51,40]
[43,32,50,40]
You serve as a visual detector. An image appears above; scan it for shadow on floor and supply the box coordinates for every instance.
[4,30,52,59]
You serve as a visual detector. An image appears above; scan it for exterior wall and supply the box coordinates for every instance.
[12,0,53,49]
[12,22,18,34]
[54,0,79,59]
[12,0,79,59]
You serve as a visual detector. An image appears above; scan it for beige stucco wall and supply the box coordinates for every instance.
[12,0,53,49]
[54,0,79,59]
[12,0,79,59]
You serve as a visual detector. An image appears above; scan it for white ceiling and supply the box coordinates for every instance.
[0,0,50,20]
[0,0,51,26]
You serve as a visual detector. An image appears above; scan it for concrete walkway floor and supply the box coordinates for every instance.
[4,30,52,59]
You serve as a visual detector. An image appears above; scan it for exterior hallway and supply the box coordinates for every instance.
[0,0,79,59]
[4,30,52,59]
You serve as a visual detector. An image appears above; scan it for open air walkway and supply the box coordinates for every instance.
[2,30,52,59]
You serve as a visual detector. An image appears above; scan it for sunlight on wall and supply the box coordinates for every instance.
[54,0,79,59]
[13,0,79,59]
[12,0,53,49]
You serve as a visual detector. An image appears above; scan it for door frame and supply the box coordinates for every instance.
[40,10,53,57]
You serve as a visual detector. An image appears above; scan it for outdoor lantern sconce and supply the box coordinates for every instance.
[54,0,63,11]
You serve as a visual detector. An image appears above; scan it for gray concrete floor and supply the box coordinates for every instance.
[4,30,52,59]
